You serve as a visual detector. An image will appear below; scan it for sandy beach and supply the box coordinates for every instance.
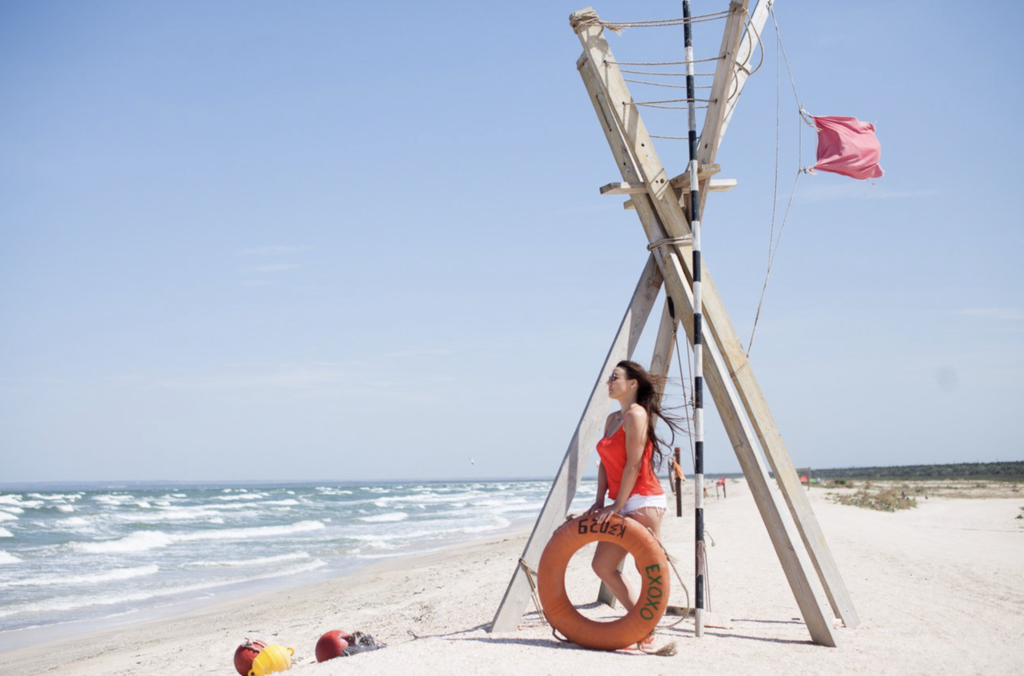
[5,480,1022,675]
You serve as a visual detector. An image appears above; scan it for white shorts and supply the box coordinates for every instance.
[619,492,667,516]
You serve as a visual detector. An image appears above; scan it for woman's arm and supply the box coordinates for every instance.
[588,413,615,512]
[595,407,648,521]
[590,464,608,512]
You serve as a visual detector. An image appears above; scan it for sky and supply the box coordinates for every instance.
[1,1,1021,484]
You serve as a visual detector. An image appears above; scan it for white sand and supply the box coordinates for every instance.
[5,481,1023,675]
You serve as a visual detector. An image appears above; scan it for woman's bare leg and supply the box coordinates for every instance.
[591,542,636,609]
[591,509,665,611]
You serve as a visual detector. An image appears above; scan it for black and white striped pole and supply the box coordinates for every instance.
[683,0,707,638]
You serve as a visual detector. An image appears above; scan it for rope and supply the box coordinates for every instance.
[607,57,722,66]
[647,236,692,252]
[618,69,716,77]
[672,319,696,471]
[746,7,807,357]
[628,98,712,106]
[625,79,713,90]
[649,135,687,140]
[519,557,548,626]
[650,527,691,630]
[635,102,710,110]
[570,8,730,34]
[725,7,767,109]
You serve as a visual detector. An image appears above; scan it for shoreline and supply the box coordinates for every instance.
[5,480,1023,675]
[0,517,539,655]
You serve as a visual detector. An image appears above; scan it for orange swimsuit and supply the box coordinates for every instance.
[596,408,665,501]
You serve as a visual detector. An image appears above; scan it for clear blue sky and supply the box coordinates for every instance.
[2,1,1021,483]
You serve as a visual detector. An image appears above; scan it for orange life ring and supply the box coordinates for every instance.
[538,513,669,651]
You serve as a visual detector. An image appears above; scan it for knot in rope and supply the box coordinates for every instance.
[647,236,693,252]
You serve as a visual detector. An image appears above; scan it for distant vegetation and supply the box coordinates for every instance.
[807,461,1024,482]
[831,486,917,512]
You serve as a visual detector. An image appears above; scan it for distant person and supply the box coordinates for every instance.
[588,360,684,613]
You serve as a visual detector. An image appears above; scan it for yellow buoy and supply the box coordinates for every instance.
[248,644,294,676]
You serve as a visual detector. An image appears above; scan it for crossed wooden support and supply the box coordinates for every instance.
[490,1,858,647]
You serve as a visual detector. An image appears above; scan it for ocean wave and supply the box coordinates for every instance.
[0,495,23,506]
[371,491,488,506]
[55,505,75,513]
[30,493,83,502]
[53,517,94,532]
[0,559,328,620]
[71,531,174,554]
[0,551,20,565]
[264,499,299,507]
[0,528,12,538]
[357,512,408,523]
[93,495,132,506]
[0,512,17,522]
[70,520,326,554]
[185,552,311,568]
[0,564,159,589]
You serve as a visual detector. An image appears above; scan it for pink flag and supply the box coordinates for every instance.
[811,115,884,180]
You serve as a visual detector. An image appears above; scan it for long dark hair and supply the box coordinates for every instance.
[617,359,687,473]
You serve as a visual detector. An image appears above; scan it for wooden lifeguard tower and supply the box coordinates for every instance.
[490,0,859,647]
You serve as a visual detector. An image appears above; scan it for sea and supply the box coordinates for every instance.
[0,479,597,652]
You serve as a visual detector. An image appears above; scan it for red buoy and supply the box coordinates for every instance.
[233,638,267,676]
[315,629,355,662]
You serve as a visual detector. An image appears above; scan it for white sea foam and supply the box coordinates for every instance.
[55,505,75,513]
[0,559,328,619]
[93,495,131,506]
[72,531,174,554]
[70,520,325,554]
[0,528,12,538]
[315,488,352,495]
[54,517,93,532]
[265,499,299,506]
[0,551,20,565]
[0,495,23,506]
[0,512,17,522]
[0,564,159,589]
[186,552,311,568]
[357,512,408,523]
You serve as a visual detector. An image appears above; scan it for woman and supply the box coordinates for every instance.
[588,359,680,613]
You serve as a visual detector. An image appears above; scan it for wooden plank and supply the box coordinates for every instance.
[720,0,777,148]
[600,182,647,195]
[573,11,860,632]
[668,164,721,192]
[489,256,663,632]
[625,179,734,210]
[573,25,841,646]
[696,0,751,169]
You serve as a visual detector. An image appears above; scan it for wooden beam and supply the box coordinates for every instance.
[600,182,648,195]
[573,17,842,646]
[490,256,663,632]
[668,164,721,192]
[696,0,751,169]
[573,8,860,632]
[720,0,777,147]
[624,179,734,210]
